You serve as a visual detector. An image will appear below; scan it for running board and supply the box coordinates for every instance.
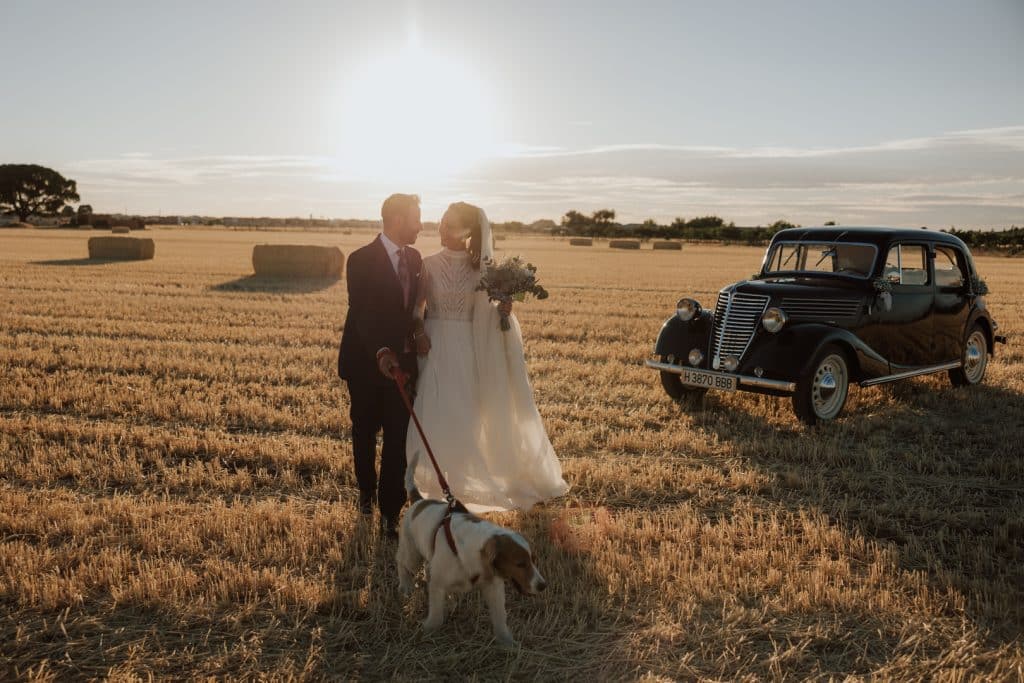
[858,360,961,387]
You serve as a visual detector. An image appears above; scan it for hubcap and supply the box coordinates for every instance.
[812,354,847,419]
[963,331,988,384]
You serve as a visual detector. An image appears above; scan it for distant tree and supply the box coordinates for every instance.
[824,220,837,226]
[768,220,797,231]
[591,209,616,225]
[638,218,662,238]
[0,165,80,221]
[60,205,75,218]
[720,222,741,241]
[78,204,93,217]
[560,210,590,235]
[686,215,725,231]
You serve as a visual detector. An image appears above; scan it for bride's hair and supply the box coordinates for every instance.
[443,201,487,269]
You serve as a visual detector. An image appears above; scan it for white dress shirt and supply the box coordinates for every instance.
[379,232,404,276]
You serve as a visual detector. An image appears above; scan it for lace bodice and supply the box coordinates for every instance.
[422,249,479,322]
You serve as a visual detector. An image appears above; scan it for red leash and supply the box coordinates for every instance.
[377,348,467,517]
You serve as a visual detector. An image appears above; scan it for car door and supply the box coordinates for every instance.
[869,242,934,368]
[932,244,970,362]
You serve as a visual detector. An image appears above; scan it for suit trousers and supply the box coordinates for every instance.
[346,378,409,521]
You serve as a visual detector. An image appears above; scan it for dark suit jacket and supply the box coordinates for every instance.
[338,235,422,386]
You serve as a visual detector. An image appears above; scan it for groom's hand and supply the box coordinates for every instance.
[376,347,400,379]
[497,300,513,317]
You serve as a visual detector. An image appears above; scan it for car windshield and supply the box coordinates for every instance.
[764,241,876,277]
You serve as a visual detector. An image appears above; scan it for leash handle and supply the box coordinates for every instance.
[379,348,457,505]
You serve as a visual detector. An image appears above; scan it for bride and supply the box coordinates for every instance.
[405,202,569,512]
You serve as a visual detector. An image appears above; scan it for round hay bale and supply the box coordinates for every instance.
[111,225,131,234]
[609,239,641,250]
[569,237,593,246]
[88,236,155,260]
[652,241,682,250]
[252,244,344,278]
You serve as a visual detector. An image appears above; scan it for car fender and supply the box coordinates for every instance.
[653,311,714,359]
[742,324,890,382]
[966,306,995,354]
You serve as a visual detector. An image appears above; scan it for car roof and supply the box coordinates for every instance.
[770,226,968,249]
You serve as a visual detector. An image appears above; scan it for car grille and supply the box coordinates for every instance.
[712,291,770,369]
[780,297,862,321]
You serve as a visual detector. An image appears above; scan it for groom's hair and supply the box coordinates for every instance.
[381,193,420,227]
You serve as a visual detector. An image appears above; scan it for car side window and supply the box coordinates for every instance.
[883,244,930,286]
[934,246,965,288]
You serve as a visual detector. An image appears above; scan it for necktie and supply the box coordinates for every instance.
[397,247,411,308]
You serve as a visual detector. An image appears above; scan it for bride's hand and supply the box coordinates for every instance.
[414,331,431,356]
[497,300,512,317]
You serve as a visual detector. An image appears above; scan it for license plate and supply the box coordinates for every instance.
[680,368,737,391]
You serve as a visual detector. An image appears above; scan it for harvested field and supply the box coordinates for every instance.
[87,236,155,260]
[252,244,344,278]
[1,227,1022,680]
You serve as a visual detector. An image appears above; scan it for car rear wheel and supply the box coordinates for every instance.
[792,344,849,425]
[659,355,708,404]
[948,325,989,387]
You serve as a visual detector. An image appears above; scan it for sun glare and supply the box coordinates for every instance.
[334,46,496,182]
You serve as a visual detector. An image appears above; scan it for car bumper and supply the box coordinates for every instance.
[645,359,796,393]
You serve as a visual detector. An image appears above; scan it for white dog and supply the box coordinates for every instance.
[397,490,547,647]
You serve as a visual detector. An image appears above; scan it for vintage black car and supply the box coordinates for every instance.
[647,227,1007,424]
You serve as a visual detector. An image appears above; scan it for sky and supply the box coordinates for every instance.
[2,0,1023,227]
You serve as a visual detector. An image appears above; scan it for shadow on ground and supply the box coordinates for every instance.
[210,275,340,294]
[679,378,1024,645]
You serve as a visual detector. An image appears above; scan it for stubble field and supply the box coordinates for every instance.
[1,227,1022,681]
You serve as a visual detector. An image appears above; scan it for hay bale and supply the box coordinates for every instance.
[609,239,641,250]
[569,237,593,246]
[111,225,131,234]
[252,244,344,278]
[652,241,682,250]
[88,236,155,260]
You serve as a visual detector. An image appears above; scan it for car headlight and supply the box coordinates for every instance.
[761,307,788,333]
[676,298,702,322]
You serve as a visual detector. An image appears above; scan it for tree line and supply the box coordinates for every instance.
[557,209,799,244]
[943,226,1024,254]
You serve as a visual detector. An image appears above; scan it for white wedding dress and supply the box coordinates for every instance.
[406,247,570,512]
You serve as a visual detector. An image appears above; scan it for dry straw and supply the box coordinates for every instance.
[252,244,344,278]
[653,241,683,250]
[609,239,641,249]
[88,236,155,260]
[569,238,594,246]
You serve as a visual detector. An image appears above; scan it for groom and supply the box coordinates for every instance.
[338,193,424,539]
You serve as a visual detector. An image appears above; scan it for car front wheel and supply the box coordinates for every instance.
[792,344,850,425]
[659,355,708,404]
[948,325,989,387]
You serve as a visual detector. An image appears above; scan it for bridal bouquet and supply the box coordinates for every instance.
[477,256,549,331]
